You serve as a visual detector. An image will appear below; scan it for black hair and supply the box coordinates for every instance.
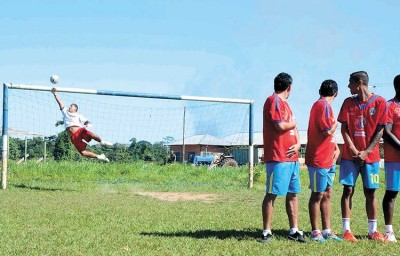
[394,74,400,92]
[319,79,338,97]
[274,72,292,91]
[71,103,78,111]
[349,71,369,85]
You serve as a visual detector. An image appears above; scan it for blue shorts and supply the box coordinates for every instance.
[385,162,400,192]
[307,165,336,193]
[265,161,301,196]
[339,159,380,189]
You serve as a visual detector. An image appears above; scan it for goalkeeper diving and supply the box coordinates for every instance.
[51,88,112,162]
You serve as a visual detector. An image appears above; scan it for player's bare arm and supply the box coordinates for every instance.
[286,128,300,158]
[333,143,340,163]
[358,125,384,161]
[51,87,65,110]
[323,119,338,137]
[384,123,400,150]
[341,122,359,157]
[273,119,296,132]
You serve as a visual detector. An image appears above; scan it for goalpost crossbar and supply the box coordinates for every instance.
[6,83,254,104]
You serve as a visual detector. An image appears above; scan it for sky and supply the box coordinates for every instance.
[1,0,400,138]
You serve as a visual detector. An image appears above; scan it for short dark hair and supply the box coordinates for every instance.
[274,72,292,91]
[319,79,338,97]
[71,103,78,111]
[350,71,369,85]
[394,75,400,92]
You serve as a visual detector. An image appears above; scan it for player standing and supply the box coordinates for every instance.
[338,71,387,242]
[382,74,400,243]
[305,80,342,242]
[52,88,111,162]
[259,72,307,243]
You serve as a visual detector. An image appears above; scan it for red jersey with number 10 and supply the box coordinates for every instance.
[384,98,400,162]
[263,93,298,162]
[305,98,336,168]
[338,94,387,163]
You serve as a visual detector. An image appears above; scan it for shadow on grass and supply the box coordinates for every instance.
[141,229,291,241]
[10,183,65,191]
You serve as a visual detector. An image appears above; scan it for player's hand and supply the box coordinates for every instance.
[51,87,57,94]
[286,144,300,158]
[352,150,367,166]
[358,150,369,161]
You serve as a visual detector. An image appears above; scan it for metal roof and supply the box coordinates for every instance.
[167,134,232,146]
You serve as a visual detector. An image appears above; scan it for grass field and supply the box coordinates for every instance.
[0,161,399,255]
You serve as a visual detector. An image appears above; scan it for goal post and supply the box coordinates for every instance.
[2,84,9,189]
[1,83,255,189]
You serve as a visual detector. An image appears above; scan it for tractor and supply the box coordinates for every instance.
[207,153,238,169]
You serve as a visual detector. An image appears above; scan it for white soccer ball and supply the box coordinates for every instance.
[50,75,59,84]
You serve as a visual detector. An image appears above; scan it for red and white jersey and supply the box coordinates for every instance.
[305,98,336,168]
[338,94,387,163]
[263,93,298,162]
[384,98,400,162]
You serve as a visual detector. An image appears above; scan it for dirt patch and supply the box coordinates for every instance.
[137,192,218,202]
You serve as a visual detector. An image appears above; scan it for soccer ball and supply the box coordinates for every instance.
[50,75,59,84]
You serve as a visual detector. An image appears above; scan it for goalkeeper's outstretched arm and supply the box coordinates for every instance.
[51,87,65,110]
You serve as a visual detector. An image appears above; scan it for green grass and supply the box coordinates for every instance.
[0,161,399,255]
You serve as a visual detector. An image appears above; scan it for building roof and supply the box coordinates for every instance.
[167,134,231,146]
[220,132,263,146]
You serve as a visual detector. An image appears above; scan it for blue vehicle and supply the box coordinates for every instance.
[193,155,214,165]
[192,153,238,168]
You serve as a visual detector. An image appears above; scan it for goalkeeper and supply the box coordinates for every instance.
[51,88,111,162]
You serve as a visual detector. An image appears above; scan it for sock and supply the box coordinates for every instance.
[368,219,377,235]
[289,227,299,235]
[385,225,393,234]
[322,229,331,235]
[262,229,272,236]
[342,218,351,234]
[312,229,321,235]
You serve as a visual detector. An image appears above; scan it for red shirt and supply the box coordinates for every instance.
[305,98,336,168]
[384,98,400,162]
[263,93,298,162]
[338,94,387,163]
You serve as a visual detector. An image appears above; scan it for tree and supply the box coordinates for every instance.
[26,137,46,159]
[128,138,168,162]
[53,131,78,161]
[163,136,175,144]
[153,142,169,164]
[107,143,132,162]
[135,140,154,161]
[0,137,21,160]
[8,137,21,160]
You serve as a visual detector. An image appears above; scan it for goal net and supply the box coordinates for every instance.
[1,84,254,180]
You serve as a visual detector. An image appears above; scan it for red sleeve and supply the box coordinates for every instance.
[387,102,394,124]
[269,96,284,123]
[314,101,335,131]
[337,99,349,124]
[377,97,388,125]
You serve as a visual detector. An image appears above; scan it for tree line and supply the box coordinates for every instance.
[0,132,174,164]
